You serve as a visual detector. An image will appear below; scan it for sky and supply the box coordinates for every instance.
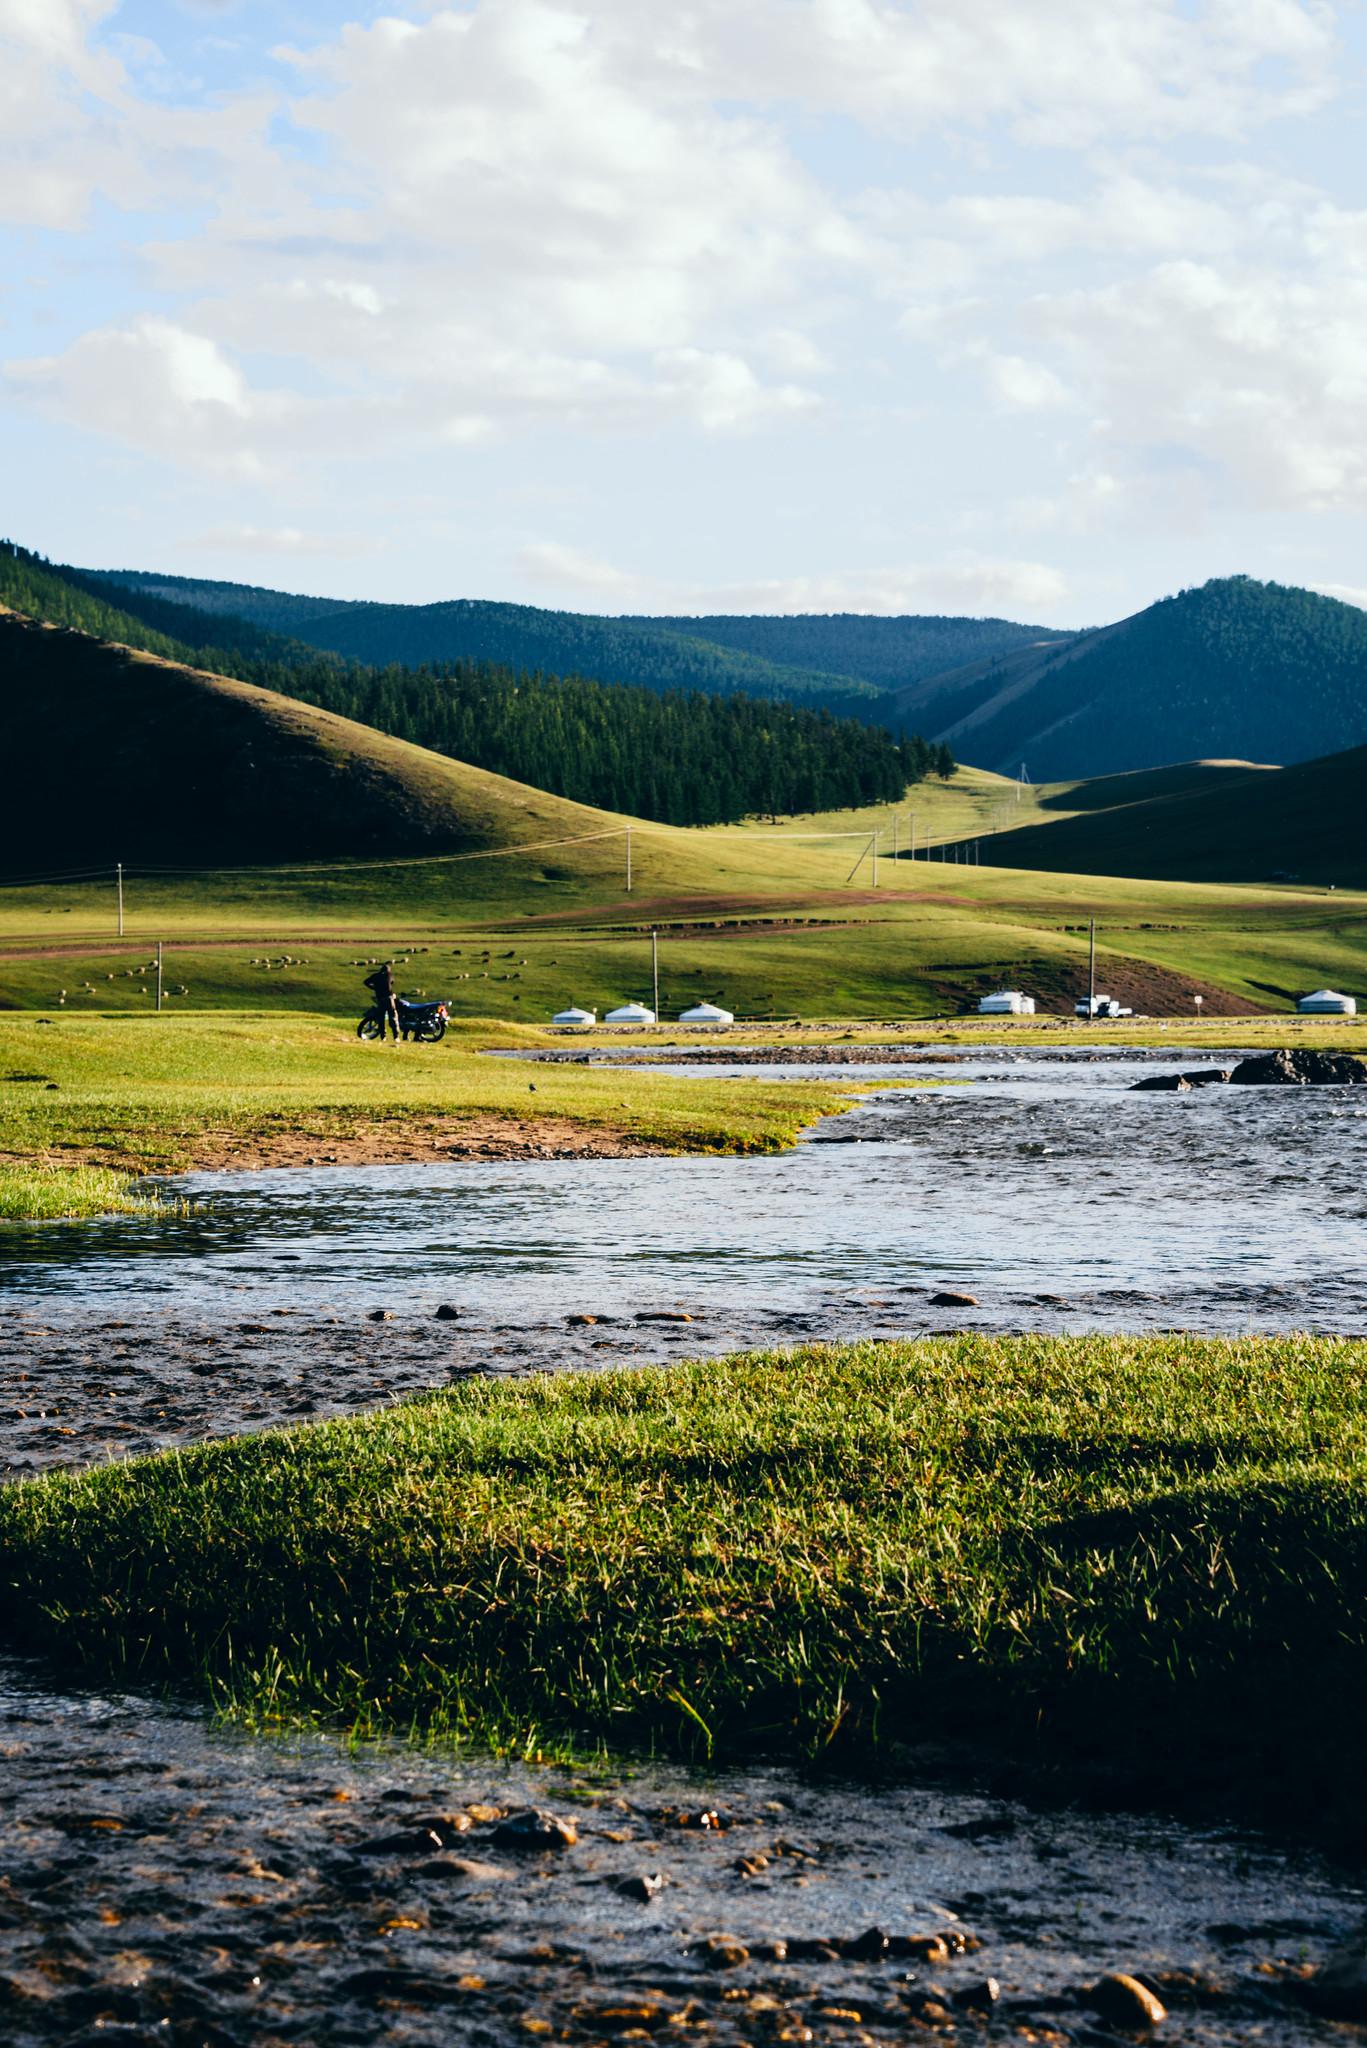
[3,0,1367,626]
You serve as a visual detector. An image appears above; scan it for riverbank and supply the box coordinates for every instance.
[4,1333,1364,1846]
[0,1013,868,1216]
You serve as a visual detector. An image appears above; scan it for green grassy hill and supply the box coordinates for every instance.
[954,744,1367,888]
[0,606,627,867]
[891,577,1367,778]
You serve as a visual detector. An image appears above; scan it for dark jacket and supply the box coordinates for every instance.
[363,966,395,1003]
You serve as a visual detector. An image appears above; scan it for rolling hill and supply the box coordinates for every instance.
[0,547,942,828]
[0,606,625,867]
[890,577,1367,778]
[952,746,1367,888]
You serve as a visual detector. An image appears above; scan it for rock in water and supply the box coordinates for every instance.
[930,1290,979,1308]
[433,1303,462,1321]
[1229,1048,1367,1086]
[1308,1928,1367,2019]
[1131,1069,1232,1091]
[490,1807,578,1850]
[694,1934,750,1969]
[1087,1973,1167,2027]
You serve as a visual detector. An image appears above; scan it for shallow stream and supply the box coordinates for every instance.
[3,1045,1365,2043]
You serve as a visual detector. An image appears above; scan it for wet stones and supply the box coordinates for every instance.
[1130,1069,1232,1091]
[954,1976,1001,2011]
[615,1871,668,1902]
[433,1304,462,1321]
[1087,1972,1167,2028]
[490,1807,578,1851]
[929,1290,979,1309]
[694,1933,750,1969]
[366,1308,393,1322]
[1229,1049,1367,1086]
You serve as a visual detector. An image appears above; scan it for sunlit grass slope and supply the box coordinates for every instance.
[4,1335,1363,1835]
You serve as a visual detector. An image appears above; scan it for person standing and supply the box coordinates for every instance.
[362,961,400,1043]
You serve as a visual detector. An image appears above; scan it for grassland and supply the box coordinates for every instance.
[3,1335,1362,1835]
[0,1013,862,1186]
[2,843,1363,1024]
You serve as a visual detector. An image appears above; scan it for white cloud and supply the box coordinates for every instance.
[8,318,269,476]
[188,523,378,556]
[516,549,1069,619]
[702,557,1070,619]
[518,541,641,594]
[0,0,1360,608]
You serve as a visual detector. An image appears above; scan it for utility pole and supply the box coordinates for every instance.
[891,814,898,861]
[651,927,659,1021]
[871,829,878,888]
[116,861,124,937]
[155,939,163,1015]
[1088,917,1096,1016]
[625,826,632,894]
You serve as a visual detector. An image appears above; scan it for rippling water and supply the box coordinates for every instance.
[3,1050,1363,1332]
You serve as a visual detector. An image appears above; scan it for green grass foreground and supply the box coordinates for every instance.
[3,1336,1364,1831]
[0,1161,160,1221]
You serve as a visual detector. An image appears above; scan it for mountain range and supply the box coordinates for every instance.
[82,565,1367,779]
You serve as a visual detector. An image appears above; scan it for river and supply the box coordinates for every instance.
[2,1045,1364,2044]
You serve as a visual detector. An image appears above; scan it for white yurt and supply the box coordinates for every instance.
[977,990,1035,1016]
[1298,989,1357,1015]
[605,1001,656,1025]
[552,1004,596,1026]
[679,1001,735,1025]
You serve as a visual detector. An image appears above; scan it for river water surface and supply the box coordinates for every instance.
[3,1046,1365,2044]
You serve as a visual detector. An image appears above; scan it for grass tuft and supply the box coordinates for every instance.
[1,1335,1364,1833]
[0,1161,164,1221]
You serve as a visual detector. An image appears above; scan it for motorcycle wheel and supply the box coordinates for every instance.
[356,1013,383,1040]
[415,1018,447,1043]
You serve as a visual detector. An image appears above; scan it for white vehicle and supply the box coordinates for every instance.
[1076,994,1132,1019]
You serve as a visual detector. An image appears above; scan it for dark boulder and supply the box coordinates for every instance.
[1229,1049,1367,1086]
[1130,1068,1232,1091]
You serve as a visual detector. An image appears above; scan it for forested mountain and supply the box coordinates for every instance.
[890,577,1367,777]
[47,555,1367,782]
[89,569,1069,711]
[2,545,950,825]
[636,612,1071,690]
[87,571,887,717]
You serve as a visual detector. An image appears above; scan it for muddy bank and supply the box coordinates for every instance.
[0,1660,1361,2048]
[5,1113,664,1178]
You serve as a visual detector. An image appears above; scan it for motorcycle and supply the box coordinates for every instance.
[357,996,450,1043]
